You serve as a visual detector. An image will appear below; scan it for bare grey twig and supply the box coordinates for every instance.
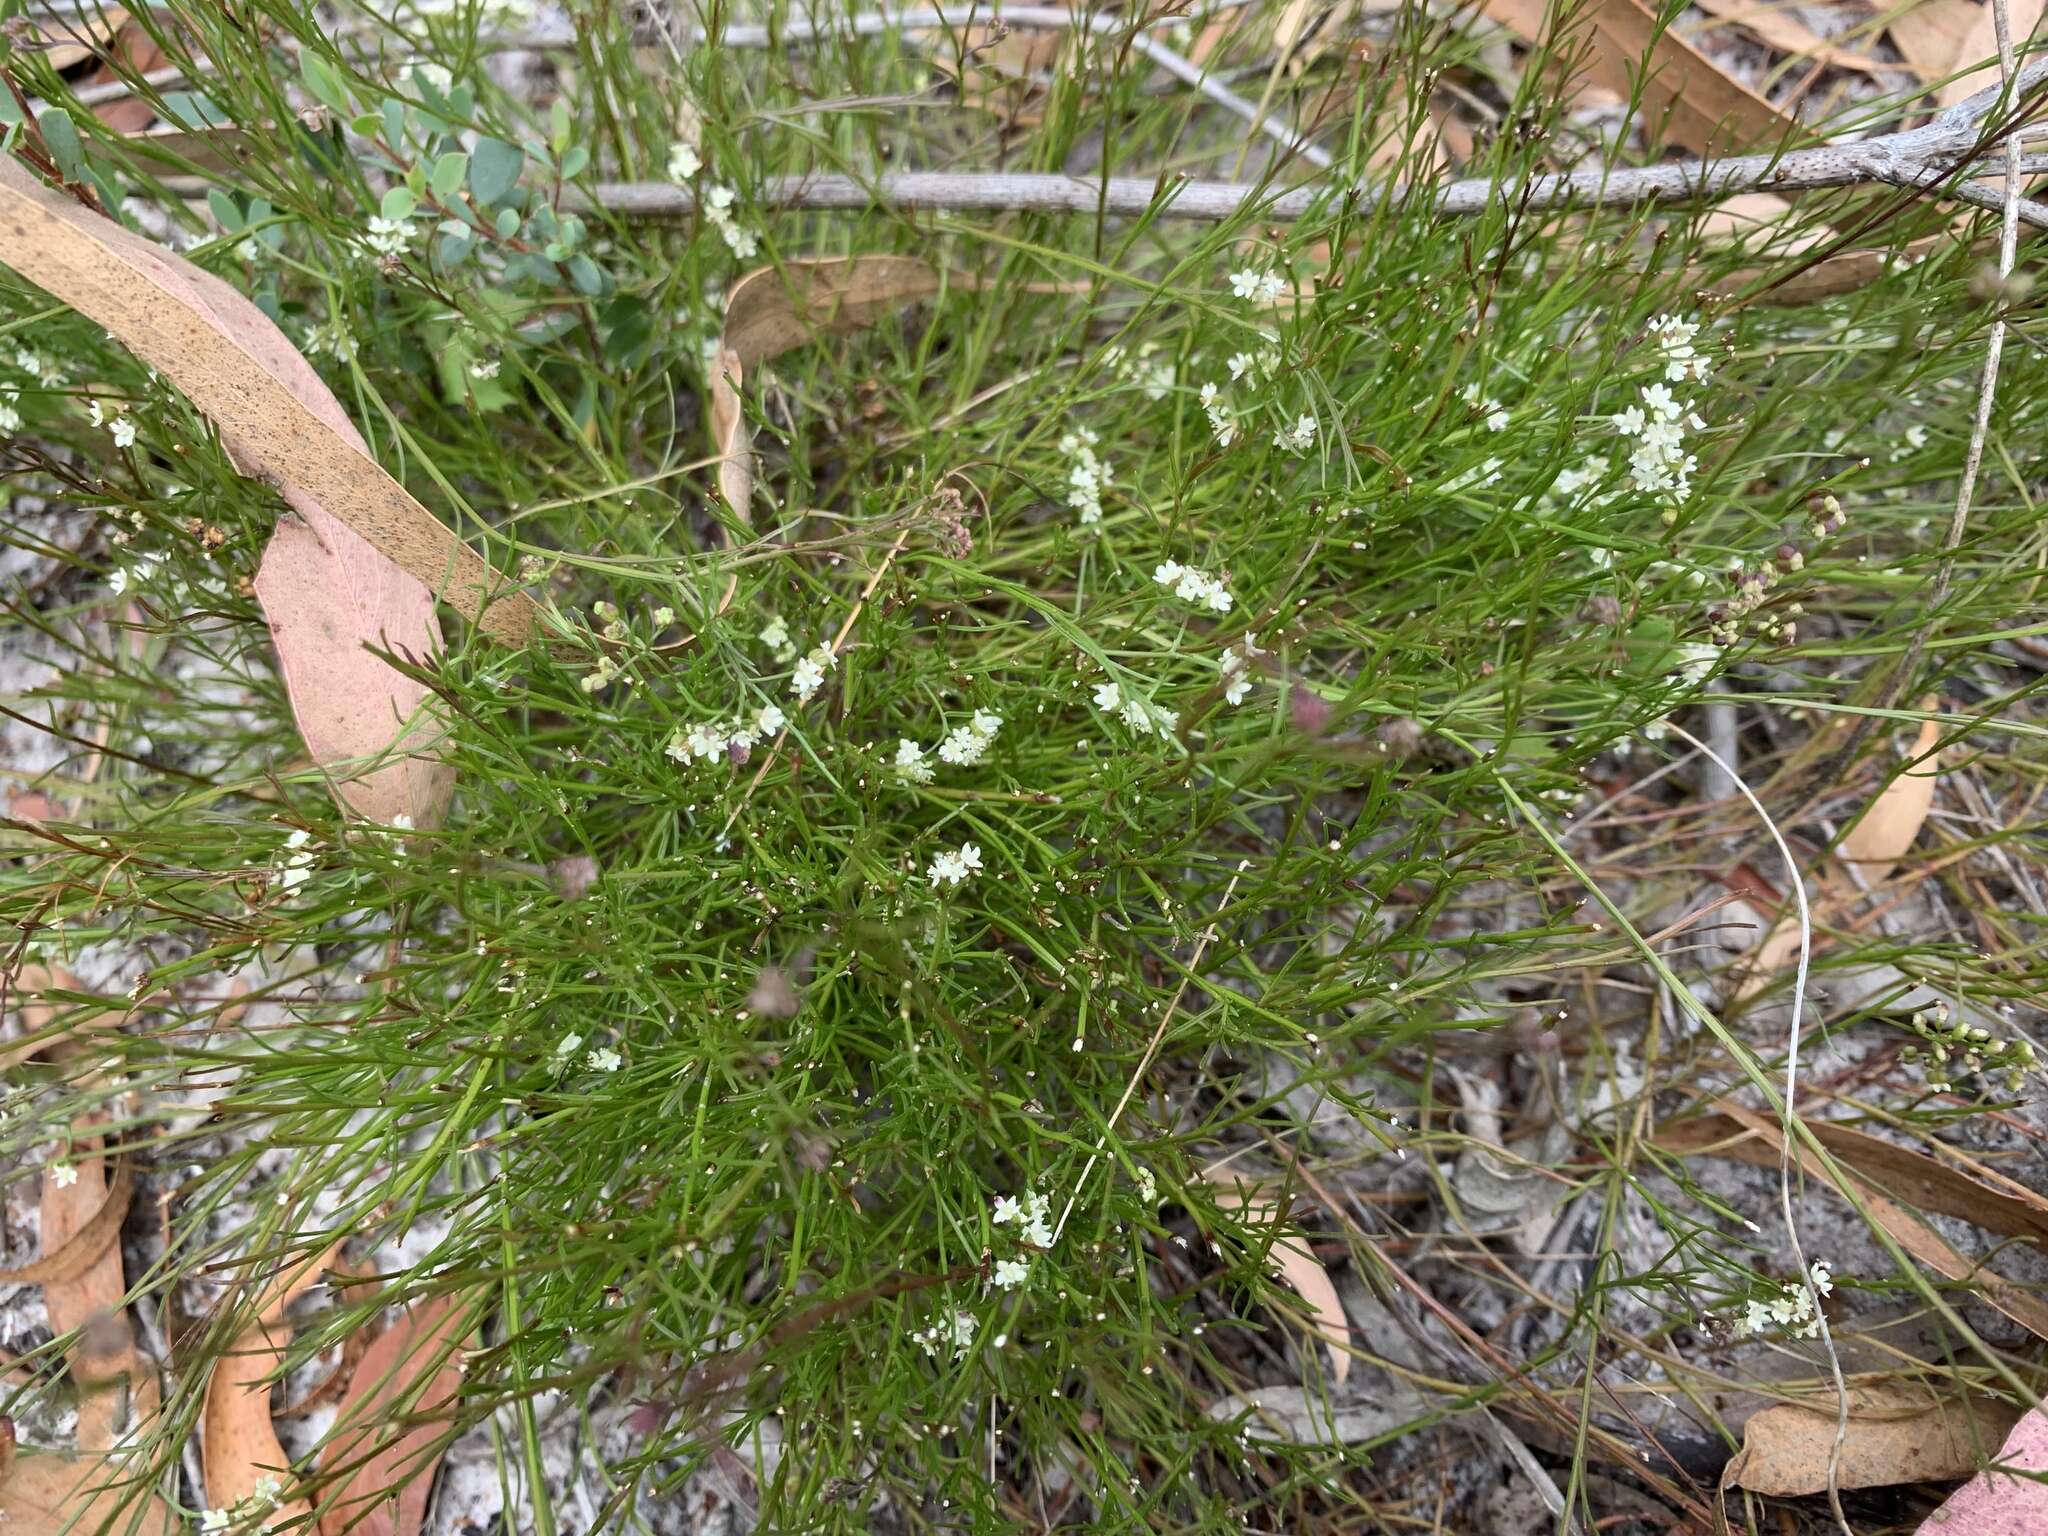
[590,58,2048,226]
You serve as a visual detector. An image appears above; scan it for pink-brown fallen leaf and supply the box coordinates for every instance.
[0,1126,175,1531]
[0,158,533,643]
[1837,713,1943,885]
[1936,0,2048,105]
[1202,1176,1352,1384]
[713,256,947,516]
[201,1244,337,1530]
[316,1294,470,1536]
[1919,1407,2048,1533]
[1727,1385,2020,1497]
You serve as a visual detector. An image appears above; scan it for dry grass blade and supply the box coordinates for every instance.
[0,157,537,647]
[1725,1385,2022,1496]
[1737,707,1942,992]
[315,1294,470,1536]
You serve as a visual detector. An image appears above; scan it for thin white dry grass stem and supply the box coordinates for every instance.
[1662,721,1850,1536]
[1883,1,2029,716]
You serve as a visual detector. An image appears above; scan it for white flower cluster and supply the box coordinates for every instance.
[199,1477,285,1534]
[1198,345,1278,449]
[1153,561,1233,613]
[363,214,414,259]
[1737,1260,1832,1339]
[1901,1001,2038,1096]
[1228,267,1287,304]
[1197,381,1237,447]
[1460,383,1509,433]
[1093,680,1178,740]
[1061,428,1112,526]
[991,1189,1054,1289]
[758,613,797,661]
[1219,633,1266,705]
[275,829,316,893]
[702,184,758,260]
[666,703,787,765]
[1271,414,1317,454]
[896,710,1002,783]
[790,642,837,703]
[1550,456,1615,504]
[1648,313,1710,383]
[926,841,984,888]
[88,398,135,449]
[911,1308,977,1359]
[1612,383,1703,504]
[666,140,701,181]
[1612,315,1712,509]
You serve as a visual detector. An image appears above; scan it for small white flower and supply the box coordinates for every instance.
[681,723,728,761]
[993,1195,1024,1226]
[925,841,983,888]
[1485,405,1509,432]
[1228,268,1262,299]
[992,1258,1030,1289]
[1272,414,1316,454]
[1093,681,1121,712]
[586,1046,622,1072]
[667,141,702,180]
[1671,642,1719,685]
[470,357,502,380]
[364,215,415,258]
[1156,562,1234,613]
[1254,271,1287,304]
[789,643,836,703]
[200,1511,232,1534]
[1807,1259,1833,1297]
[759,614,794,658]
[756,703,786,734]
[88,398,107,427]
[1613,405,1647,436]
[895,738,934,784]
[555,1032,584,1058]
[51,1163,78,1189]
[109,416,136,448]
[970,709,1001,738]
[1226,352,1255,381]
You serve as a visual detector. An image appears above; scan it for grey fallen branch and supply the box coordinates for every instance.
[589,59,2048,229]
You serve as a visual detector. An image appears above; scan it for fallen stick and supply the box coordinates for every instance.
[586,59,2048,227]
